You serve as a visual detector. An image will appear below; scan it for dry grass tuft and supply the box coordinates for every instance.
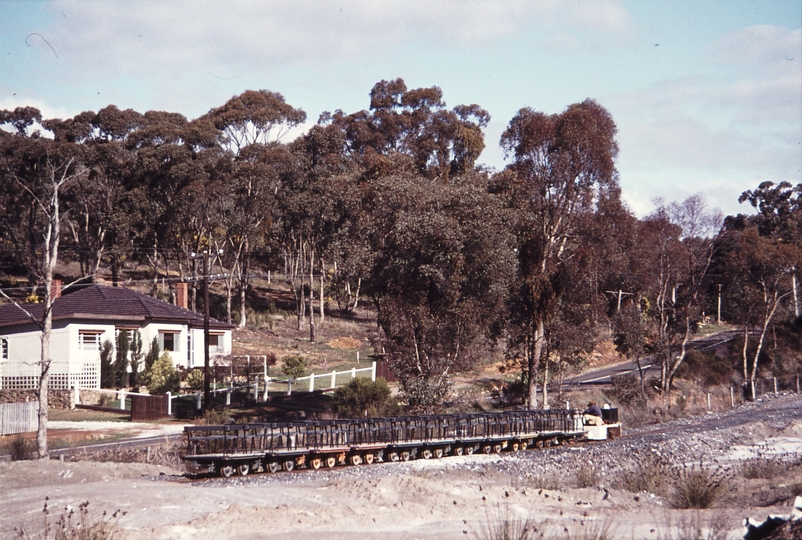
[669,464,729,509]
[13,499,123,539]
[5,434,36,461]
[326,336,363,349]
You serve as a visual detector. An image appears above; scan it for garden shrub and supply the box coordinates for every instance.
[334,377,399,418]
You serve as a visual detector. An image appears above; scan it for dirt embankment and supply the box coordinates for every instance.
[4,394,802,540]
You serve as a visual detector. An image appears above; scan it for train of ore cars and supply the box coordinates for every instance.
[182,407,622,477]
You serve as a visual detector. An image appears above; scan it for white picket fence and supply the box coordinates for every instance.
[0,401,39,435]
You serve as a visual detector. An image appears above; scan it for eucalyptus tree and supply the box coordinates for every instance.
[276,123,359,338]
[364,172,515,412]
[644,196,721,391]
[493,99,619,408]
[45,105,143,281]
[329,78,489,181]
[0,107,88,458]
[201,90,306,327]
[716,181,802,396]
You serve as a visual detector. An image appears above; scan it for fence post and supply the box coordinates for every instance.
[351,367,356,380]
[196,390,202,410]
[357,351,360,365]
[309,373,315,392]
[253,376,259,402]
[330,370,336,389]
[226,389,231,406]
[119,390,126,410]
[371,361,376,382]
[71,384,79,410]
[774,377,778,396]
[730,386,735,408]
[263,376,269,401]
[797,376,800,394]
[287,379,292,396]
[706,392,711,411]
[167,392,172,416]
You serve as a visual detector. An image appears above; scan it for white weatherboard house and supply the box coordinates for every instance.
[0,283,234,390]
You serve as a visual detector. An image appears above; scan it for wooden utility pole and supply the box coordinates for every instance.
[203,250,211,412]
[605,290,634,312]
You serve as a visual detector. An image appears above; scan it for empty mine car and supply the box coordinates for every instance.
[182,407,622,477]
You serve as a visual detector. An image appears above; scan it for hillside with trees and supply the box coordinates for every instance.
[2,79,801,417]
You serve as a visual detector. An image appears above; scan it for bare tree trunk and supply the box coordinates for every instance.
[542,352,550,409]
[309,249,316,343]
[319,259,325,325]
[527,319,545,409]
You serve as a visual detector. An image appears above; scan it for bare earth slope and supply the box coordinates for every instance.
[3,394,802,540]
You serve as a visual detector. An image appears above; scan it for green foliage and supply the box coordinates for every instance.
[144,336,160,372]
[129,330,143,388]
[281,354,308,381]
[194,408,231,425]
[99,340,115,389]
[674,349,734,387]
[6,434,35,461]
[609,373,643,405]
[334,377,399,418]
[114,330,129,388]
[142,351,180,395]
[184,369,205,392]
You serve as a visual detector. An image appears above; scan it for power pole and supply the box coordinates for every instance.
[203,250,211,412]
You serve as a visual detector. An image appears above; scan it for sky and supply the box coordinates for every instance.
[1,0,800,217]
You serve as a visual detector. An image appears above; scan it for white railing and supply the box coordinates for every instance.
[270,361,377,396]
[0,401,39,435]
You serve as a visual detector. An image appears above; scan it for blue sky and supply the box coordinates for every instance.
[1,0,800,217]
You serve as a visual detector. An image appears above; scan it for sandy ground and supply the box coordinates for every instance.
[3,396,802,539]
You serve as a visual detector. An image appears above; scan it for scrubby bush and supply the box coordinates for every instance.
[669,464,728,509]
[184,369,205,392]
[194,408,231,425]
[609,373,643,405]
[281,354,308,381]
[141,351,180,394]
[6,434,35,461]
[334,377,400,418]
[573,463,601,488]
[740,455,786,480]
[616,452,668,494]
[99,340,115,389]
[675,349,735,387]
[14,500,123,540]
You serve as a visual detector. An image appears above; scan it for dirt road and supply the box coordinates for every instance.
[3,394,802,539]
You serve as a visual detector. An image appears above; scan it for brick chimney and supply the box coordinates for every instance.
[50,279,62,300]
[176,282,188,309]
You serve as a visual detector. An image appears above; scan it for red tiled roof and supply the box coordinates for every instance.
[0,285,235,329]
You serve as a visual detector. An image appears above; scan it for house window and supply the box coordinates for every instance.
[209,333,223,353]
[114,328,136,342]
[159,332,179,352]
[78,331,103,352]
[1,337,7,360]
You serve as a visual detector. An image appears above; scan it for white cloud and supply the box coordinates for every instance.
[45,0,632,81]
[712,25,802,76]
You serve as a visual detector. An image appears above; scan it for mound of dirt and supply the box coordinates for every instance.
[326,337,363,349]
[779,419,802,438]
